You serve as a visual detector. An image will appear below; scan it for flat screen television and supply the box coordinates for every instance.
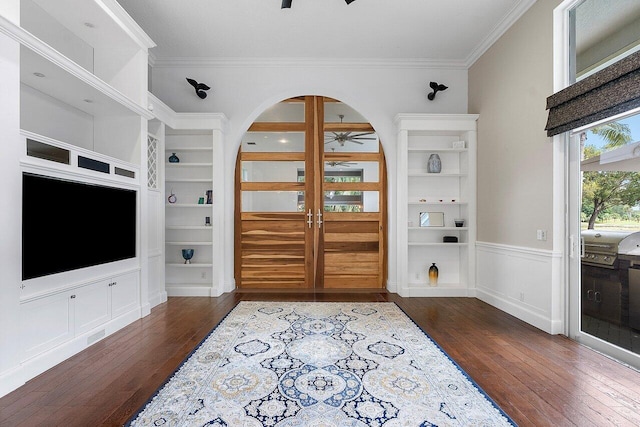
[22,172,137,280]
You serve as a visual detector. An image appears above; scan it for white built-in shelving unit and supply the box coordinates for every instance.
[153,113,226,297]
[396,114,478,297]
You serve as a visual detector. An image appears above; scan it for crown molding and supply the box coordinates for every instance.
[465,0,538,68]
[99,0,156,49]
[147,92,228,131]
[151,57,469,70]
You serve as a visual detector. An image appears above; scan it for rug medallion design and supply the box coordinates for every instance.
[127,302,515,426]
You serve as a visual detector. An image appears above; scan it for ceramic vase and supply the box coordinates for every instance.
[168,152,180,163]
[428,263,439,286]
[427,153,441,173]
[182,248,194,264]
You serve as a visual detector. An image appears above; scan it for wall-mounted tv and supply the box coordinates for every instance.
[22,173,137,280]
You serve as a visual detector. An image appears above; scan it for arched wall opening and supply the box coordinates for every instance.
[230,95,391,290]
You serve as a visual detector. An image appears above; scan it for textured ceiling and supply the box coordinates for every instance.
[116,0,533,66]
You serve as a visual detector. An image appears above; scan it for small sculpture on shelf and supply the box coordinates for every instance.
[168,152,180,163]
[181,249,194,264]
[205,216,211,226]
[428,263,439,286]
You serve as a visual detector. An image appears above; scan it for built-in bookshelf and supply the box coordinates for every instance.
[396,114,478,297]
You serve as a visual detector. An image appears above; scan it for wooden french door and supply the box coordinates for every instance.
[235,96,386,289]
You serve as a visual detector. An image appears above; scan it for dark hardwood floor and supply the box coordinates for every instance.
[2,292,640,426]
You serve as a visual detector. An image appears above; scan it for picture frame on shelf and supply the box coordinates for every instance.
[420,212,444,227]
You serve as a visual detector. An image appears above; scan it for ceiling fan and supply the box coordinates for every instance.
[324,115,376,146]
[326,148,356,167]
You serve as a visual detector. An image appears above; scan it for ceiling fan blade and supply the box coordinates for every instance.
[351,137,377,141]
[347,132,375,138]
[351,140,364,144]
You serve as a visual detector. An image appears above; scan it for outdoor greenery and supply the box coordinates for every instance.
[581,123,640,230]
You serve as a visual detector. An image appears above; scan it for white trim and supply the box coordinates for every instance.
[98,0,156,49]
[147,92,228,131]
[476,241,564,334]
[398,285,476,298]
[465,0,538,67]
[148,290,168,308]
[166,286,218,297]
[152,57,469,70]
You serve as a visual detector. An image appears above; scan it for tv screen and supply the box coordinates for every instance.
[22,173,137,280]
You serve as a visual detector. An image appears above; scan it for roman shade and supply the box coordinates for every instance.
[545,50,640,137]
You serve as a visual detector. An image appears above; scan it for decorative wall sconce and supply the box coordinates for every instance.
[186,78,211,99]
[427,81,448,101]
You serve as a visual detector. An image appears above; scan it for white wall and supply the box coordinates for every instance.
[151,62,469,288]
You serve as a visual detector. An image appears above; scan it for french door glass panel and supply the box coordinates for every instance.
[242,132,305,152]
[242,191,303,212]
[241,161,305,182]
[324,162,380,182]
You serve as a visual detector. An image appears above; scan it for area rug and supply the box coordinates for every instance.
[126,302,516,426]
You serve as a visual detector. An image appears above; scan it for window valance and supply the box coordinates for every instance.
[545,50,640,137]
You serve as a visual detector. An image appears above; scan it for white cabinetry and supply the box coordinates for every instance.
[0,0,153,397]
[396,114,478,297]
[20,271,139,361]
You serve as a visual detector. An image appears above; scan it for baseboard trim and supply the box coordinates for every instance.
[398,285,476,297]
[148,290,168,308]
[166,286,214,297]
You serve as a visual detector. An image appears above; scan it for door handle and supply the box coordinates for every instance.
[317,209,323,228]
[307,209,313,229]
[594,291,602,303]
[587,289,594,301]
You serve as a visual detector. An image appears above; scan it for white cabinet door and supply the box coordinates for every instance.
[21,292,73,360]
[111,272,139,318]
[74,280,110,335]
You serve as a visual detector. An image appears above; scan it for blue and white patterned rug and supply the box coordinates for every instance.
[126,302,516,426]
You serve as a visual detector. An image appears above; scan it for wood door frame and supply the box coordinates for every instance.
[235,95,387,289]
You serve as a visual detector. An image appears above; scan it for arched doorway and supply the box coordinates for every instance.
[234,96,387,289]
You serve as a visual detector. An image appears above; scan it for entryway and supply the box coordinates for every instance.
[234,96,387,289]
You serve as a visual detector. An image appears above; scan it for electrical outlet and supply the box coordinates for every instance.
[519,292,525,302]
[537,229,547,241]
[201,272,206,279]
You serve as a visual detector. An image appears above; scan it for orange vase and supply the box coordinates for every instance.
[428,263,439,286]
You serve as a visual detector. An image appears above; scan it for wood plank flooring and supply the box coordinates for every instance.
[2,292,640,426]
